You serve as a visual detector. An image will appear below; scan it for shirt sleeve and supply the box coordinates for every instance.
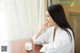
[32,28,50,45]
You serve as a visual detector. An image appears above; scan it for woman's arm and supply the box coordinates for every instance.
[34,20,49,39]
[33,20,50,45]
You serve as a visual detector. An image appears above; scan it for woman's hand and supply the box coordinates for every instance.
[42,19,50,30]
[35,20,49,39]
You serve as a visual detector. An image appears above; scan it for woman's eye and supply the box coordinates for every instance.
[47,15,49,17]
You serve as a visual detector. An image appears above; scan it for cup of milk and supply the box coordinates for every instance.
[25,42,32,51]
[25,40,32,51]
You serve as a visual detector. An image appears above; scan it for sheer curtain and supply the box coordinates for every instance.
[0,0,47,53]
[5,0,32,40]
[0,0,47,41]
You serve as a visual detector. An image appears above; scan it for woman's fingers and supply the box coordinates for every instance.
[44,19,49,27]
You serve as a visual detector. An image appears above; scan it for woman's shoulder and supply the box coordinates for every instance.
[60,28,73,34]
[58,27,73,35]
[60,28,73,39]
[66,28,73,36]
[67,28,73,33]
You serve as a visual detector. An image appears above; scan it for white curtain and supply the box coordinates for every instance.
[0,0,46,41]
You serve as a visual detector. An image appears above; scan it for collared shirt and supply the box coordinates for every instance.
[33,26,74,53]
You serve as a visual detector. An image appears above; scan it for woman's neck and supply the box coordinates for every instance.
[54,26,58,31]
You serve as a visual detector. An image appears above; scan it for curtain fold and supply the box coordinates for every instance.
[0,0,47,41]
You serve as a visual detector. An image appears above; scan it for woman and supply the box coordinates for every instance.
[33,4,75,53]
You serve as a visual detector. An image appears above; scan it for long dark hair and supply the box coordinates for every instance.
[47,4,75,40]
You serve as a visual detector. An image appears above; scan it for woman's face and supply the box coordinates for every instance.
[46,11,57,27]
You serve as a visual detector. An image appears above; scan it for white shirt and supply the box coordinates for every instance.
[33,26,74,53]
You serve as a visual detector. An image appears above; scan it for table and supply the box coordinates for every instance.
[26,42,42,53]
